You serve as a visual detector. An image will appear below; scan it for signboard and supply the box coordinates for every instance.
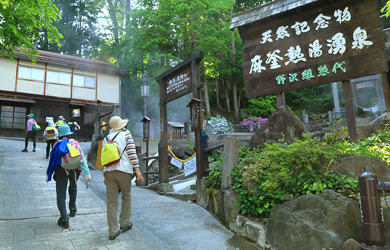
[170,157,182,169]
[184,156,197,176]
[239,0,388,98]
[46,117,53,123]
[165,66,192,103]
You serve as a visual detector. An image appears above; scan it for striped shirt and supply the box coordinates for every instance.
[124,130,139,168]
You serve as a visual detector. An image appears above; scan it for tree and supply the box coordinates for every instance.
[38,0,104,58]
[0,0,61,59]
[382,1,390,18]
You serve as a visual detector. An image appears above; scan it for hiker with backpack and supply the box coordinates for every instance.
[43,121,58,159]
[46,123,91,229]
[68,119,81,140]
[56,115,65,128]
[22,113,39,152]
[101,116,144,240]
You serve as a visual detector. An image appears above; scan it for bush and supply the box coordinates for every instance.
[240,116,267,131]
[206,128,390,219]
[207,115,231,134]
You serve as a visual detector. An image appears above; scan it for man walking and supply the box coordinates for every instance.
[102,116,144,240]
[22,113,37,152]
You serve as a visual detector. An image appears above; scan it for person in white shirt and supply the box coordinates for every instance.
[102,116,144,240]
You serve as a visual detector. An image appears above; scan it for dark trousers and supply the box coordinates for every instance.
[54,170,81,221]
[25,131,36,149]
[46,139,57,157]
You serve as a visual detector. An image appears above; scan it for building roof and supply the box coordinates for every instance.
[13,50,129,76]
[168,122,185,128]
[230,0,321,30]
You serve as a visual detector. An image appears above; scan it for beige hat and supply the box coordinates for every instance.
[58,116,65,121]
[109,116,129,132]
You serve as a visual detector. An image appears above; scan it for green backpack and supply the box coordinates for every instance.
[32,122,41,132]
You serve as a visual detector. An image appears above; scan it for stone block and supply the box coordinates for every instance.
[221,136,240,189]
[229,215,270,248]
[219,190,239,226]
[342,238,360,250]
[330,155,390,181]
[153,183,173,194]
[196,178,209,208]
[266,190,362,250]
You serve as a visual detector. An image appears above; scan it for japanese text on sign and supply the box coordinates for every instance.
[249,6,374,85]
[166,72,191,95]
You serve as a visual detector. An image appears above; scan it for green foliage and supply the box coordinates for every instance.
[40,0,104,57]
[382,1,390,18]
[247,96,276,118]
[206,153,223,189]
[231,137,361,218]
[285,84,336,115]
[228,128,390,218]
[0,0,62,59]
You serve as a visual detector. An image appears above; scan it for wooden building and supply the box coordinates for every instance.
[167,122,185,139]
[0,50,128,140]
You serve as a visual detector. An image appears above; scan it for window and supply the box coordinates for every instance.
[18,66,44,81]
[73,74,96,88]
[0,106,26,129]
[47,70,71,85]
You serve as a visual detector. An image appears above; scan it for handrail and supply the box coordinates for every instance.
[204,143,224,153]
[143,156,159,161]
[99,111,112,119]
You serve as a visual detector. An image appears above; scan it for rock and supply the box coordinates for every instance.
[329,155,390,181]
[249,106,306,148]
[266,190,362,250]
[229,215,270,248]
[342,238,360,250]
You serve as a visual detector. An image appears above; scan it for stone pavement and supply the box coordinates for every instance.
[0,138,257,250]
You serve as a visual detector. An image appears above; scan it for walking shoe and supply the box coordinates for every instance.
[33,148,36,152]
[108,231,120,240]
[120,222,133,233]
[21,148,28,152]
[57,218,69,229]
[69,208,77,217]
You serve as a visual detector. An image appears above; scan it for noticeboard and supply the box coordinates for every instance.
[156,52,203,103]
[238,0,388,98]
[165,66,192,103]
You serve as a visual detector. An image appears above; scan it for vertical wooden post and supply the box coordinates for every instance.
[342,80,358,142]
[94,100,101,137]
[191,60,203,179]
[276,92,285,108]
[145,138,149,185]
[159,79,169,184]
[380,72,390,120]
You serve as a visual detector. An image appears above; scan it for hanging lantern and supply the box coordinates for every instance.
[186,98,203,131]
[141,116,151,142]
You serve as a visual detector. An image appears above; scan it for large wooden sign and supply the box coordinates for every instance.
[238,0,388,98]
[157,52,202,104]
[165,66,192,103]
[155,52,204,184]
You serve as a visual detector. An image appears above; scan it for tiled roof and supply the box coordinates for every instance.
[13,50,129,76]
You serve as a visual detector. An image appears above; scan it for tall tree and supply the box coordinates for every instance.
[39,0,103,58]
[0,0,61,59]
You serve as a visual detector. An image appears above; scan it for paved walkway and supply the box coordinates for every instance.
[0,139,256,250]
